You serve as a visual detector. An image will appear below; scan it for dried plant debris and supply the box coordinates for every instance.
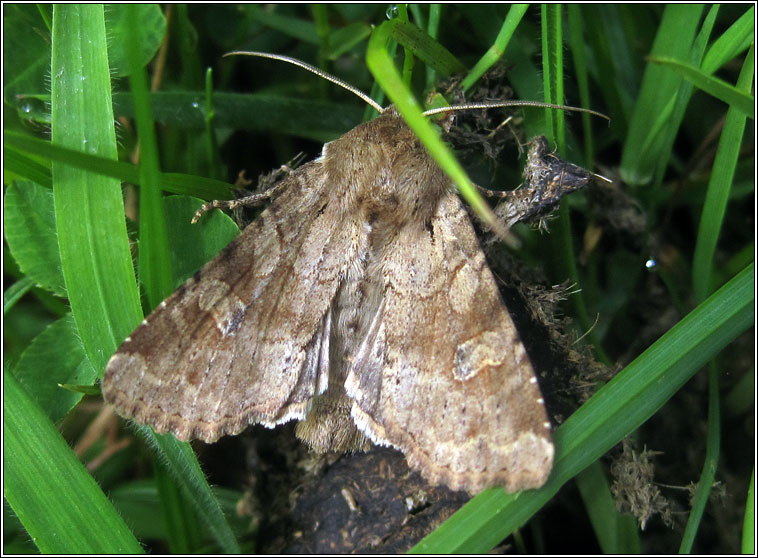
[610,438,673,530]
[440,63,520,163]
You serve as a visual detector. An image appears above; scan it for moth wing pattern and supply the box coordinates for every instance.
[345,192,554,493]
[103,162,367,442]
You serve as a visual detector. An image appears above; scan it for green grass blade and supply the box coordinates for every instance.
[411,263,754,553]
[540,4,565,145]
[4,370,143,553]
[384,19,466,77]
[140,428,242,553]
[424,4,442,89]
[540,6,598,348]
[119,10,242,551]
[648,56,754,117]
[50,3,142,372]
[461,4,528,92]
[104,4,166,77]
[681,43,754,553]
[6,129,141,183]
[203,67,223,181]
[5,131,234,200]
[126,5,174,308]
[648,5,718,190]
[324,22,372,61]
[248,4,319,44]
[153,459,202,554]
[702,6,754,74]
[575,462,640,553]
[3,276,35,314]
[692,44,753,303]
[620,4,704,185]
[679,363,721,553]
[113,91,366,141]
[566,5,595,167]
[3,145,52,187]
[743,470,755,554]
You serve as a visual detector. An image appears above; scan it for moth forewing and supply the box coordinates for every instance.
[103,54,600,494]
[103,159,360,443]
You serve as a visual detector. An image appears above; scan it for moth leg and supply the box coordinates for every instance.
[482,136,593,229]
[192,153,307,223]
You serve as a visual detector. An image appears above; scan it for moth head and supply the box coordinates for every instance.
[321,107,452,224]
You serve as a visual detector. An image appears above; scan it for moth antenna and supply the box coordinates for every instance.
[224,51,384,114]
[423,100,610,122]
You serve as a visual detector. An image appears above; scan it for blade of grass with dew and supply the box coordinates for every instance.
[43,5,144,550]
[411,263,754,553]
[366,20,504,238]
[50,3,142,369]
[460,4,528,92]
[4,371,143,553]
[116,91,365,142]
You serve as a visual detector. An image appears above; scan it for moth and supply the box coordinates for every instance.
[103,52,602,494]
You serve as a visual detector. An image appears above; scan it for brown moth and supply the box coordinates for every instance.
[102,53,598,494]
